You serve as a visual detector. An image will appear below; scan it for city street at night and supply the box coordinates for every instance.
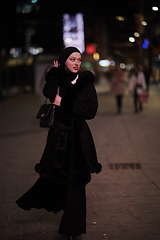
[0,85,160,240]
[1,1,160,239]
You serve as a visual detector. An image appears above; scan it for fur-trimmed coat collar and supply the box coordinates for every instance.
[46,67,95,85]
[44,67,95,101]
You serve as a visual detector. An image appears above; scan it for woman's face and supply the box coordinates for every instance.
[65,52,82,73]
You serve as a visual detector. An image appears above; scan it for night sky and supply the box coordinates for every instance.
[1,1,136,52]
[1,0,160,57]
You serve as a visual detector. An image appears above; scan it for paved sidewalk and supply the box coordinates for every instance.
[0,85,160,240]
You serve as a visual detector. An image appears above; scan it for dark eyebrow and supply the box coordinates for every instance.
[69,57,82,60]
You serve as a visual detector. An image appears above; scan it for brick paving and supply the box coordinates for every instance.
[0,85,160,240]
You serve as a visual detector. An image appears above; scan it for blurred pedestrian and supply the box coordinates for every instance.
[128,65,146,113]
[154,69,160,85]
[110,67,125,114]
[144,66,151,93]
[16,47,102,240]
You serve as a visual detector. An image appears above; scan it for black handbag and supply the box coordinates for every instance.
[36,100,55,128]
[36,87,59,128]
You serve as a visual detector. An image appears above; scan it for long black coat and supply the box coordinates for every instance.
[35,67,102,188]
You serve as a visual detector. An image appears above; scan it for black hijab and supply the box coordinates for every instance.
[58,47,81,82]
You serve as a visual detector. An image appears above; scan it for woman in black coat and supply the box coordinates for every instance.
[16,47,102,240]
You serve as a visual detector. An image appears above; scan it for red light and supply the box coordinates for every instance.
[86,44,96,54]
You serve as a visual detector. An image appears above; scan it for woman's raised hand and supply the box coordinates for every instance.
[53,60,58,68]
[52,60,61,105]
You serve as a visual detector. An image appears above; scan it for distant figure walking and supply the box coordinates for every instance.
[110,68,125,114]
[128,65,146,113]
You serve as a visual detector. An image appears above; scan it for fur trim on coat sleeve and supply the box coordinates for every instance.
[43,80,58,101]
[43,67,62,100]
[45,67,63,82]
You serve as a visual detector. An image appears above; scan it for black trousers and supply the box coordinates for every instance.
[16,177,86,236]
[59,145,86,236]
[134,89,143,112]
[58,182,86,236]
[116,95,123,113]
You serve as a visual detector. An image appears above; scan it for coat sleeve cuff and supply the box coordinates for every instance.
[93,163,102,173]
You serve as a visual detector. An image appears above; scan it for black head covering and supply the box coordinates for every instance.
[58,47,82,83]
[58,47,81,67]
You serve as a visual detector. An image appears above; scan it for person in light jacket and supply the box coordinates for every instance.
[128,65,146,113]
[16,47,102,240]
[110,68,125,114]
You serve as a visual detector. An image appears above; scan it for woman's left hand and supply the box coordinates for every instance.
[52,94,62,106]
[53,60,58,67]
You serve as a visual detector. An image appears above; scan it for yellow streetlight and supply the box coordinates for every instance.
[93,52,100,61]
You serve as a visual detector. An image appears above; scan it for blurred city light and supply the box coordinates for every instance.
[63,13,85,53]
[125,65,131,71]
[17,3,32,14]
[152,6,158,11]
[116,16,124,21]
[134,32,140,37]
[110,60,115,66]
[86,44,96,54]
[129,37,135,43]
[16,1,40,14]
[10,48,16,55]
[142,39,149,49]
[99,59,110,67]
[28,47,43,55]
[141,21,147,26]
[37,47,43,53]
[9,48,21,58]
[120,63,125,69]
[64,37,73,44]
[93,52,100,61]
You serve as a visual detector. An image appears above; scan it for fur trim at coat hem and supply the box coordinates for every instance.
[92,162,102,173]
[35,162,102,189]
